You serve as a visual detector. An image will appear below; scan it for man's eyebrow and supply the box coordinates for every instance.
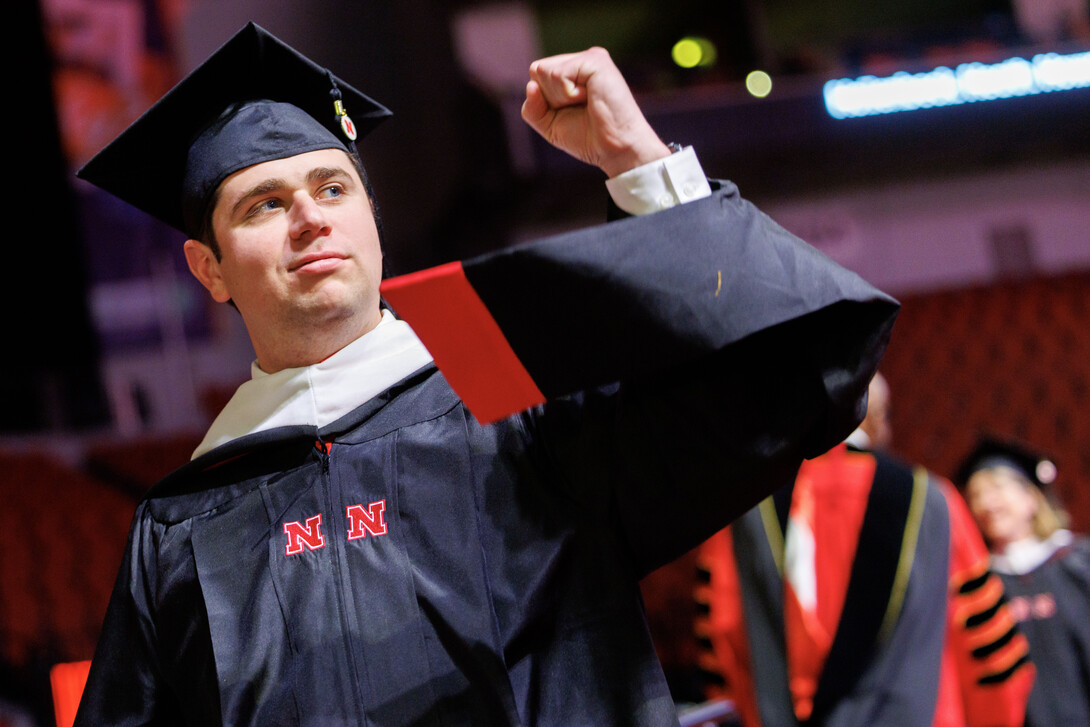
[228,166,354,218]
[307,166,353,183]
[230,177,287,217]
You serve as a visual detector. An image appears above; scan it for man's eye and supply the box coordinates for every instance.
[318,184,344,200]
[249,198,281,217]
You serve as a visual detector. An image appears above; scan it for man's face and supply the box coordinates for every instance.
[187,148,383,370]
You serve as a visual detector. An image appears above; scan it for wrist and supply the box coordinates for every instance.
[605,144,711,215]
[602,138,673,179]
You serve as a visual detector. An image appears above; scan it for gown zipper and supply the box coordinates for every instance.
[316,436,371,726]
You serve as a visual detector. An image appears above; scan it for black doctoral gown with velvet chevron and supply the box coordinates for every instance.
[999,536,1090,727]
[75,182,899,727]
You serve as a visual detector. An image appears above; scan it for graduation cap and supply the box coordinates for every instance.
[76,22,391,238]
[956,435,1058,490]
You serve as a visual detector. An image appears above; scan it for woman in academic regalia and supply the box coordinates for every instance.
[959,437,1090,727]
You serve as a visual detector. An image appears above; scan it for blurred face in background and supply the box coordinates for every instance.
[860,373,892,450]
[965,466,1040,550]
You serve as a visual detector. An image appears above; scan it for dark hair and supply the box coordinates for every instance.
[197,188,224,259]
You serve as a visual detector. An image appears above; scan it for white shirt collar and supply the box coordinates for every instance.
[844,428,872,450]
[991,529,1073,575]
[192,310,433,459]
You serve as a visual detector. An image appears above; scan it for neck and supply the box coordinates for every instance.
[990,530,1071,575]
[990,529,1037,553]
[253,307,382,373]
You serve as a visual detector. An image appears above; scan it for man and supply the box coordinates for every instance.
[74,22,897,726]
[695,374,1035,727]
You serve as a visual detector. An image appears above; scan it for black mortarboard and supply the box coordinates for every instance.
[76,22,391,238]
[956,435,1058,490]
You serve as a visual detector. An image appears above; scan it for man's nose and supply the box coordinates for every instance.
[289,193,331,241]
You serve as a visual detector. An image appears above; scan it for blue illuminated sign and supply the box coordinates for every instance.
[824,50,1090,118]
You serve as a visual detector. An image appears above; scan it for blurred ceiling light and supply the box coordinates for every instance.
[746,70,773,97]
[672,37,717,69]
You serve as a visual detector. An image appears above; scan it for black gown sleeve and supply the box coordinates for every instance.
[507,180,898,576]
[74,504,167,725]
[73,504,209,727]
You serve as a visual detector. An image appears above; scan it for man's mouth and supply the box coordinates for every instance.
[290,252,346,273]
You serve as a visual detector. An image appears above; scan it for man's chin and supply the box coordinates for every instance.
[298,288,379,325]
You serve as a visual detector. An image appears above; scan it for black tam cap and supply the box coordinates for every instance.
[76,22,391,238]
[956,435,1058,490]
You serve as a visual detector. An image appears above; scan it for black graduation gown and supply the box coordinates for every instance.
[998,537,1090,727]
[74,183,898,726]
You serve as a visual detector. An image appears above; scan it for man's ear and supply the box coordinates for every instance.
[184,239,231,303]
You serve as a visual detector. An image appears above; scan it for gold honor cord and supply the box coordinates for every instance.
[877,467,929,643]
[758,497,786,575]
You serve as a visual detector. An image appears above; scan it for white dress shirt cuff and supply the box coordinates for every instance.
[605,146,713,216]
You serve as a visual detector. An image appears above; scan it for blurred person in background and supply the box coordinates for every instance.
[694,374,1034,727]
[1010,0,1090,44]
[960,437,1090,727]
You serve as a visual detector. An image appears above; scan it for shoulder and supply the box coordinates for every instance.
[1069,533,1090,552]
[1059,533,1090,571]
[145,365,463,523]
[868,447,914,476]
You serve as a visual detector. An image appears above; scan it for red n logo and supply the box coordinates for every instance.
[346,500,388,540]
[283,514,326,556]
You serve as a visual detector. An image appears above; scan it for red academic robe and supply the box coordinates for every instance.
[696,444,1034,727]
